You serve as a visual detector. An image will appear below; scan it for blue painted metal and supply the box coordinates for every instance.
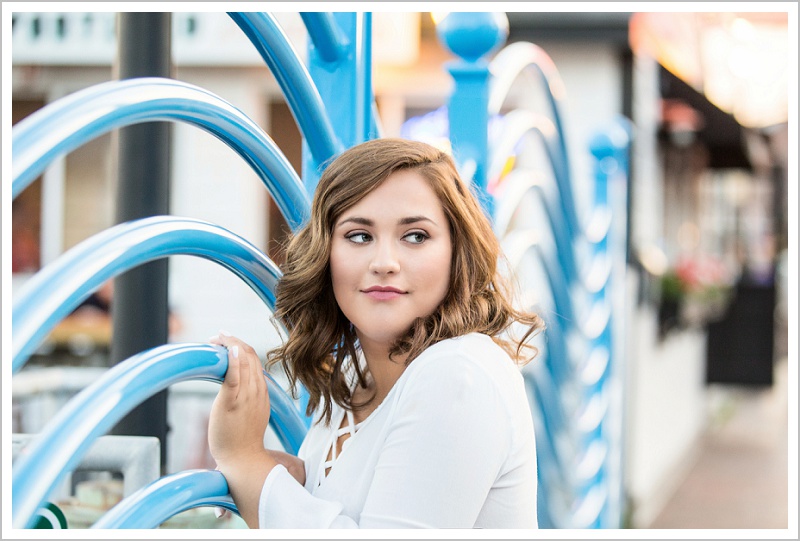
[304,12,377,191]
[12,344,226,529]
[12,216,280,372]
[264,370,309,454]
[11,77,309,230]
[437,12,509,217]
[458,14,632,528]
[12,344,308,529]
[488,41,578,236]
[359,13,375,143]
[10,9,633,530]
[228,11,343,182]
[301,12,349,63]
[588,117,631,529]
[92,470,235,529]
[91,374,310,529]
[492,143,578,286]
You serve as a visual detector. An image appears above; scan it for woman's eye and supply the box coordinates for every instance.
[404,232,428,244]
[346,232,371,244]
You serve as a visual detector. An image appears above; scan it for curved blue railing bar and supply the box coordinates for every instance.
[13,345,221,528]
[500,230,572,385]
[228,12,343,171]
[487,111,558,186]
[92,470,235,529]
[12,216,281,371]
[11,77,310,230]
[488,114,614,344]
[492,134,580,282]
[493,170,561,243]
[488,41,578,235]
[496,188,609,352]
[265,370,310,453]
[508,239,576,529]
[12,344,308,529]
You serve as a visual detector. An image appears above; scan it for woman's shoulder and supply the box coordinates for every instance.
[422,332,515,368]
[400,333,521,394]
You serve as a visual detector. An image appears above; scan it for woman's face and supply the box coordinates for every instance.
[330,169,453,354]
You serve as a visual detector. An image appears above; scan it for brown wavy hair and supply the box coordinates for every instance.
[267,138,543,424]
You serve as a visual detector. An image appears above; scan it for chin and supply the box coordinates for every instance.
[356,325,412,348]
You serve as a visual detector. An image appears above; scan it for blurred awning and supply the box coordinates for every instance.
[630,12,790,129]
[659,64,752,170]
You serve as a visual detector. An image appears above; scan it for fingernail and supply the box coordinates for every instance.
[214,506,224,519]
[232,345,239,359]
[219,329,231,336]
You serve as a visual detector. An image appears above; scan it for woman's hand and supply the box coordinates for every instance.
[268,449,306,486]
[208,331,276,528]
[208,332,271,467]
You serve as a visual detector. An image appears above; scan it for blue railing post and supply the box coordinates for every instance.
[589,119,631,529]
[436,12,508,218]
[228,11,342,198]
[303,12,376,191]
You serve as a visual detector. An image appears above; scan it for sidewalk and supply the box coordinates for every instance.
[647,357,790,529]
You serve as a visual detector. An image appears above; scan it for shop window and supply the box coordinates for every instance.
[12,99,45,274]
[266,100,302,267]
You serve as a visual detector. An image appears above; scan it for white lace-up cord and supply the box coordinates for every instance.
[319,409,364,483]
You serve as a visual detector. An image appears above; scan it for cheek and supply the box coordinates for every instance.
[328,245,348,293]
[329,243,363,303]
[420,246,453,298]
[328,258,351,320]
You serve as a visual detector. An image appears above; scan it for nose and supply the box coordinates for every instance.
[369,240,400,275]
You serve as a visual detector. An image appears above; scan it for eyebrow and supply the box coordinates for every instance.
[336,215,436,228]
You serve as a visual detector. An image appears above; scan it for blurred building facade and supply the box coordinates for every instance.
[9,10,790,528]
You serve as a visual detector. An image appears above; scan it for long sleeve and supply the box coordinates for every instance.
[258,465,359,528]
[257,334,537,529]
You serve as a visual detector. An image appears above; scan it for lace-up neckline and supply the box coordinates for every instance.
[320,409,365,482]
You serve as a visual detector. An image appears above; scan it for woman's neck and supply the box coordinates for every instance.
[357,340,407,406]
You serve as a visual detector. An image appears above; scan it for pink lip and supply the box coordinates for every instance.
[362,286,406,300]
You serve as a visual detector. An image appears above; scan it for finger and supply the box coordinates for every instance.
[234,344,251,392]
[223,344,241,390]
[212,332,251,353]
[212,330,234,347]
[214,506,231,519]
[242,342,261,388]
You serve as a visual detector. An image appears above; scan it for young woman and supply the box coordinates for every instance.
[208,138,544,528]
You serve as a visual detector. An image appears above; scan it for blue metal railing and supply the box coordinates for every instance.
[228,11,343,178]
[11,77,310,230]
[303,12,380,190]
[11,10,630,529]
[488,41,577,233]
[11,12,325,528]
[12,343,307,528]
[91,470,234,529]
[12,217,281,371]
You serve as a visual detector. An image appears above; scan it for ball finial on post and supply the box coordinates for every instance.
[434,12,509,218]
[436,12,509,63]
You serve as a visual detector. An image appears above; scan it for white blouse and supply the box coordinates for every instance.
[257,332,538,528]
